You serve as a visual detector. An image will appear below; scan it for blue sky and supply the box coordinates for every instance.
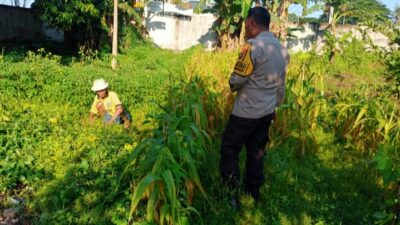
[1,0,398,13]
[380,0,398,12]
[289,0,398,18]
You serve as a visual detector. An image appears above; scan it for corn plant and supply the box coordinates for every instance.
[271,65,326,157]
[329,87,398,154]
[184,47,237,125]
[123,76,221,225]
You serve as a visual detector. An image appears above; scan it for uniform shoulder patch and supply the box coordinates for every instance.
[233,43,254,77]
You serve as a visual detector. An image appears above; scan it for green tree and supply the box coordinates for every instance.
[32,0,106,50]
[32,0,145,51]
[394,5,400,24]
[322,0,390,25]
[231,0,324,40]
[263,0,323,40]
[204,0,253,49]
[206,0,322,48]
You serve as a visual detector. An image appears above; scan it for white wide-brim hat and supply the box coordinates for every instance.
[91,79,109,92]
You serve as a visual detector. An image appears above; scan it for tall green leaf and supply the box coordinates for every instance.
[241,0,253,18]
[129,174,162,221]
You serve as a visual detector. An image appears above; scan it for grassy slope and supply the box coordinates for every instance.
[0,43,390,225]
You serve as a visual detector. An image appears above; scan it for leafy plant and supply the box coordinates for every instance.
[358,16,400,98]
[271,63,326,157]
[1,35,399,225]
[386,50,400,98]
[206,0,253,49]
[123,76,220,224]
[374,143,400,225]
[32,0,147,51]
[323,30,352,62]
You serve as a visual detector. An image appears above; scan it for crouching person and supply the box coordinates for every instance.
[89,79,132,128]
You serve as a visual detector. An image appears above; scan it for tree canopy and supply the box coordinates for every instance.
[323,0,391,24]
[394,5,400,24]
[32,0,142,51]
[32,0,108,31]
[32,0,111,50]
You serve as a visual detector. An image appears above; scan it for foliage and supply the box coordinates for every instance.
[318,14,400,222]
[32,0,147,51]
[373,143,400,225]
[385,49,400,98]
[32,0,102,31]
[0,45,193,224]
[210,0,324,45]
[118,1,150,53]
[323,0,390,24]
[362,16,400,98]
[366,13,400,224]
[274,71,325,156]
[1,40,399,225]
[125,76,219,224]
[322,30,351,62]
[188,45,398,224]
[206,0,253,49]
[210,0,322,47]
[395,5,400,24]
[32,0,106,50]
[384,24,400,98]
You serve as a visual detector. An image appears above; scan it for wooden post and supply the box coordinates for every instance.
[328,5,334,25]
[111,0,118,70]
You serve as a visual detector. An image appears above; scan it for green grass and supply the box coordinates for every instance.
[0,42,399,225]
[0,44,193,224]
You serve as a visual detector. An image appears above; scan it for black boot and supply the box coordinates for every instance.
[245,185,260,202]
[250,189,260,202]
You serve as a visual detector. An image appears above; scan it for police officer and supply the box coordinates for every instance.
[220,7,290,207]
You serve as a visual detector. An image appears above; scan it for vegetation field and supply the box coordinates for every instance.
[1,39,399,225]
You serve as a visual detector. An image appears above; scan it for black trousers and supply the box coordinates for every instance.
[220,113,274,193]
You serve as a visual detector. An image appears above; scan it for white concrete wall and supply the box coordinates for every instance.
[337,25,390,49]
[145,1,217,51]
[144,2,391,52]
[286,23,391,52]
[286,23,323,52]
[146,12,217,50]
